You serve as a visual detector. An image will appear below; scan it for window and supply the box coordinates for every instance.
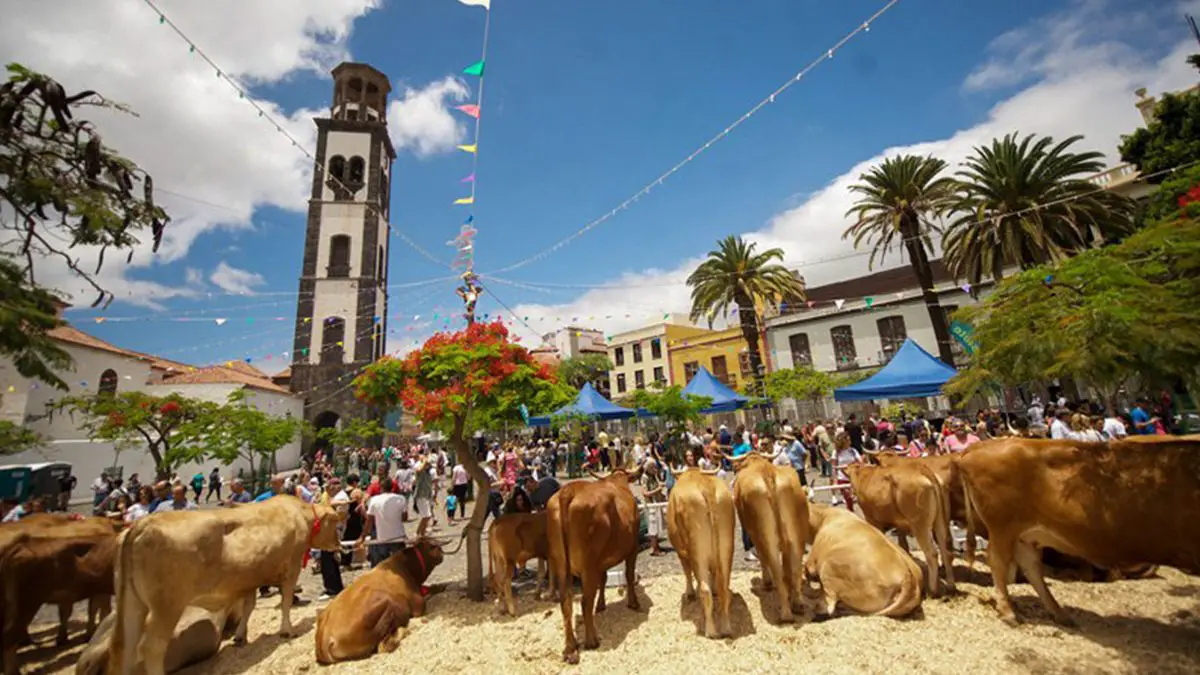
[877,316,908,362]
[634,370,645,389]
[788,333,812,367]
[632,342,643,363]
[711,355,729,384]
[322,317,346,364]
[328,235,351,278]
[98,369,118,396]
[738,351,753,378]
[684,361,700,382]
[374,324,384,360]
[348,156,366,185]
[616,373,626,394]
[377,245,386,282]
[614,347,624,367]
[328,155,346,181]
[653,366,665,384]
[650,338,662,360]
[831,325,857,369]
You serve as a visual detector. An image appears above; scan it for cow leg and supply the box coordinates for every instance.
[625,551,640,611]
[1014,541,1073,627]
[234,592,256,645]
[557,568,579,664]
[596,583,606,613]
[680,551,696,601]
[140,609,183,675]
[913,529,941,598]
[278,566,300,637]
[57,602,71,646]
[580,572,601,650]
[896,534,911,554]
[986,536,1021,626]
[698,569,717,639]
[87,595,112,639]
[716,564,733,638]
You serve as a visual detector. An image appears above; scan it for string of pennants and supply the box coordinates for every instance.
[447,0,492,274]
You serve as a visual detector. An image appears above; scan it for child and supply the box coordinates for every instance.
[445,493,459,524]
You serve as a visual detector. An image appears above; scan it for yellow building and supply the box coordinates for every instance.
[667,327,770,392]
[606,316,714,396]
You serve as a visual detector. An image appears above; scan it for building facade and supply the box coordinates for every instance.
[540,327,607,359]
[289,62,395,442]
[607,317,712,397]
[667,327,769,394]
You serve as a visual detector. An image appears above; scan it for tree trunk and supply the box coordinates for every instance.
[149,441,168,481]
[734,294,766,401]
[452,414,491,601]
[901,219,956,367]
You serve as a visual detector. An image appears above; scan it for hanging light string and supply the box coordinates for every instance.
[484,0,903,275]
[140,0,449,269]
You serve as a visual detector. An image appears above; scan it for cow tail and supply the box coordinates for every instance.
[921,464,953,560]
[961,467,978,571]
[109,524,141,675]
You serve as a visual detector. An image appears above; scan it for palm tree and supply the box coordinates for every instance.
[943,132,1135,286]
[844,154,958,365]
[687,236,805,397]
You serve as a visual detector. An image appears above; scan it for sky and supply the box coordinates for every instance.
[2,0,1198,377]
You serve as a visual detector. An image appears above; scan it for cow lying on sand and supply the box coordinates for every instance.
[667,468,734,638]
[959,437,1200,626]
[488,513,555,616]
[547,469,642,664]
[109,496,343,675]
[314,538,447,664]
[731,453,808,624]
[805,503,923,619]
[77,604,243,675]
[844,461,955,596]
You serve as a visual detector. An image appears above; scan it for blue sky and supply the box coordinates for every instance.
[3,0,1197,374]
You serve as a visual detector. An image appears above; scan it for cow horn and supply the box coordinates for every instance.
[442,529,468,555]
[587,470,609,481]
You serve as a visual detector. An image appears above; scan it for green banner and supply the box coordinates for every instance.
[949,320,979,354]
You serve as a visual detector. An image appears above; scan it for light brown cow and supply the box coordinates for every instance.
[1,520,119,675]
[314,539,445,664]
[958,437,1200,626]
[844,462,955,596]
[77,604,243,675]
[109,496,343,675]
[488,513,555,616]
[546,469,642,664]
[666,469,734,638]
[731,453,808,623]
[805,503,923,619]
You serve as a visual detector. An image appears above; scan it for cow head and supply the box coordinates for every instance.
[589,467,643,484]
[309,504,346,551]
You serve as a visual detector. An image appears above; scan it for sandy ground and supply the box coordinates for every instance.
[25,555,1200,675]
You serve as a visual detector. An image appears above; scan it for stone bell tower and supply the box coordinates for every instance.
[289,62,395,442]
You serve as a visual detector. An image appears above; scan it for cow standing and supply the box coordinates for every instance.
[109,496,343,675]
[546,470,642,664]
[731,453,808,623]
[666,469,734,638]
[844,462,955,596]
[958,437,1200,626]
[314,539,445,664]
[805,503,923,619]
[488,513,555,616]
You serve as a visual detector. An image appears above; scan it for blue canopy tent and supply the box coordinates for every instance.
[527,382,639,427]
[682,366,752,413]
[834,339,957,401]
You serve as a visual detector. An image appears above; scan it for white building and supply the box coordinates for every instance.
[540,326,607,360]
[0,316,303,501]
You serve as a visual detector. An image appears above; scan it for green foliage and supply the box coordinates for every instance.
[201,389,303,475]
[316,416,384,449]
[1142,164,1200,224]
[763,366,837,402]
[687,235,805,325]
[624,385,712,430]
[0,420,42,455]
[943,132,1136,285]
[0,257,72,390]
[56,391,217,478]
[556,353,614,389]
[1119,88,1200,182]
[947,216,1200,404]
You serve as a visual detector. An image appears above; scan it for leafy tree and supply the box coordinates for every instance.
[354,321,567,601]
[946,216,1200,408]
[943,132,1135,286]
[0,420,42,455]
[56,391,216,479]
[556,353,614,390]
[1119,87,1200,182]
[1141,164,1200,225]
[625,385,712,462]
[0,64,168,388]
[201,390,303,488]
[845,154,958,364]
[317,416,385,450]
[763,366,837,405]
[687,235,805,399]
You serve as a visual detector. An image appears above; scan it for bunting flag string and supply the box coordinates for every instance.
[446,0,493,282]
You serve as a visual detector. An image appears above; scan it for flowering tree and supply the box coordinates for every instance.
[354,321,571,600]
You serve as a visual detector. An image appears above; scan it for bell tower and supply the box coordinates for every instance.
[290,62,394,441]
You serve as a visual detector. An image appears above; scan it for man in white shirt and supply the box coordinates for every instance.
[1027,396,1045,430]
[1049,409,1072,440]
[357,477,408,568]
[1102,409,1128,440]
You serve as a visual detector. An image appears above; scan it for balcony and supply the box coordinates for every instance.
[1087,163,1140,188]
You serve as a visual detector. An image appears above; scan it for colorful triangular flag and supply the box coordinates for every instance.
[834,299,845,310]
[456,144,477,154]
[455,104,480,118]
[454,196,475,205]
[215,318,227,326]
[463,60,485,77]
[460,173,476,183]
[457,0,490,8]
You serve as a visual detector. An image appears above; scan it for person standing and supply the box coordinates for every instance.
[154,484,197,513]
[640,460,667,556]
[1102,409,1128,440]
[451,460,469,520]
[812,422,834,478]
[357,477,408,568]
[844,413,864,451]
[413,456,434,538]
[785,433,808,487]
[205,467,223,503]
[318,477,345,601]
[832,432,861,510]
[190,472,205,502]
[92,472,111,511]
[225,478,253,505]
[1130,398,1158,435]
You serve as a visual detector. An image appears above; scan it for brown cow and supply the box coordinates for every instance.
[77,603,243,675]
[1,521,119,675]
[804,503,923,619]
[314,539,445,664]
[109,496,343,675]
[958,437,1200,626]
[844,462,954,596]
[546,469,642,664]
[667,469,734,638]
[731,453,808,623]
[488,513,555,616]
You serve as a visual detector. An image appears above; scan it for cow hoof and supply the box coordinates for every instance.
[1000,615,1021,628]
[583,637,600,650]
[563,651,580,665]
[233,636,248,646]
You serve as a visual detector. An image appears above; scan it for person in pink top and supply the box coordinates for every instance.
[941,420,980,454]
[907,427,930,457]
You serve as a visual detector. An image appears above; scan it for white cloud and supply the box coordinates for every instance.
[387,77,471,158]
[498,0,1200,342]
[209,261,266,295]
[0,0,381,309]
